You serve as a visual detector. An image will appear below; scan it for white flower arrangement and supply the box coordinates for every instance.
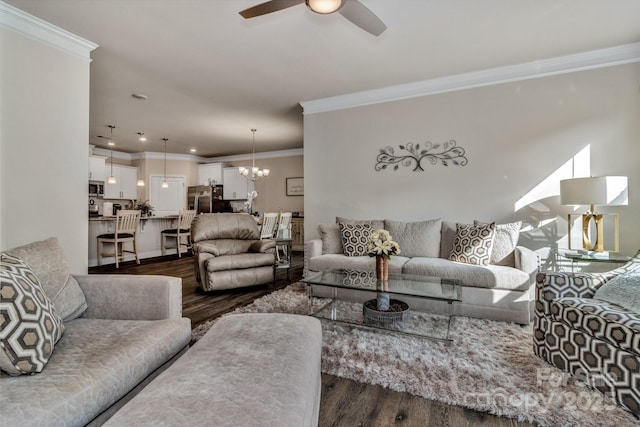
[368,229,401,259]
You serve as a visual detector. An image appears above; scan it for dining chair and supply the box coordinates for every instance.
[161,209,197,258]
[259,212,279,240]
[97,210,141,268]
[275,211,292,263]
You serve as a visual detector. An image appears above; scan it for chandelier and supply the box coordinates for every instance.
[239,128,269,181]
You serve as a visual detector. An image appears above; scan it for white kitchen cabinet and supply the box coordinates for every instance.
[223,167,253,200]
[104,164,139,199]
[89,156,106,181]
[198,163,226,186]
[119,166,138,199]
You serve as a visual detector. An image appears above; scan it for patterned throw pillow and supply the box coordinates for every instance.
[449,222,496,266]
[0,254,65,375]
[474,220,522,266]
[339,223,372,257]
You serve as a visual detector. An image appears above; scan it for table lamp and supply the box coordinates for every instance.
[560,176,628,252]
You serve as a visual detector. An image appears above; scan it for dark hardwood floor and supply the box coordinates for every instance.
[89,253,533,427]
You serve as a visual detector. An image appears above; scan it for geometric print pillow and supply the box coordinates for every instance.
[0,254,65,376]
[339,223,373,257]
[474,220,521,266]
[449,222,496,266]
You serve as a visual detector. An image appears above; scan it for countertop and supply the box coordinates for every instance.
[89,215,178,221]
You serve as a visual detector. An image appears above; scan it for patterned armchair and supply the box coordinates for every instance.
[534,252,640,417]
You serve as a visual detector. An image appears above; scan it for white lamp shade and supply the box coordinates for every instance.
[560,176,628,206]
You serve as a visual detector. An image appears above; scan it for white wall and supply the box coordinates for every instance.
[303,64,640,259]
[0,12,96,273]
[228,155,304,214]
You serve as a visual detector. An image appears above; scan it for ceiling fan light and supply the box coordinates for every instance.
[306,0,343,14]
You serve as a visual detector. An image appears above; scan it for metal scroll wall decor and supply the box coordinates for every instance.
[375,139,468,172]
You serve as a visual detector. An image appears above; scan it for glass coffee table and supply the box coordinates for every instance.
[301,269,461,342]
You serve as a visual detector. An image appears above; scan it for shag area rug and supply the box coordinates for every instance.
[192,284,637,427]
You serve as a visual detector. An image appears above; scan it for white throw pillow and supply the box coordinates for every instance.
[594,269,640,313]
[475,220,522,266]
[318,223,342,255]
[4,238,87,321]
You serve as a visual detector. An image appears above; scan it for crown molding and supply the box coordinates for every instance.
[300,42,640,114]
[92,147,205,162]
[0,1,97,61]
[91,146,303,163]
[131,151,208,162]
[204,148,304,163]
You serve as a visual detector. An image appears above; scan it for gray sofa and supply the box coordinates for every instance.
[105,313,323,427]
[191,213,277,292]
[304,218,539,324]
[0,238,192,427]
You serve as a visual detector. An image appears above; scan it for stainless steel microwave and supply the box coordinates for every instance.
[89,180,104,198]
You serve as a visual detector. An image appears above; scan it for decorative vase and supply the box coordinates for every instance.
[375,256,389,281]
[375,256,390,310]
[376,292,390,311]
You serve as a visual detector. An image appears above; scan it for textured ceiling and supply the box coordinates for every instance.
[6,0,640,156]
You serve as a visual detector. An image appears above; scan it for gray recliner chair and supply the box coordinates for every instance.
[191,213,276,291]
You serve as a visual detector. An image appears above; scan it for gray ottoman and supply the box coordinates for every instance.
[104,313,322,427]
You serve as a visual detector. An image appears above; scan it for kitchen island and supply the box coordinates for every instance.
[88,215,182,267]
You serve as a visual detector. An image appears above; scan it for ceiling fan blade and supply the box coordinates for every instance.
[339,0,386,36]
[239,0,304,19]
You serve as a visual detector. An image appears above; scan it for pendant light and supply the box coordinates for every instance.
[239,128,270,181]
[162,138,169,189]
[106,125,117,184]
[136,132,145,187]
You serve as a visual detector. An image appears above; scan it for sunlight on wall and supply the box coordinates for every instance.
[514,145,591,212]
[514,144,594,268]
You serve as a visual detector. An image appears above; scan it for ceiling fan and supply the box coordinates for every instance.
[239,0,387,36]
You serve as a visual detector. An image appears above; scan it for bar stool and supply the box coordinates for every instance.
[161,210,197,258]
[97,210,141,268]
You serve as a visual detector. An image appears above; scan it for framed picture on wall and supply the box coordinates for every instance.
[286,177,304,196]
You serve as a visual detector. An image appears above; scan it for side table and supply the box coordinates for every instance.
[275,238,292,281]
[554,249,631,272]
